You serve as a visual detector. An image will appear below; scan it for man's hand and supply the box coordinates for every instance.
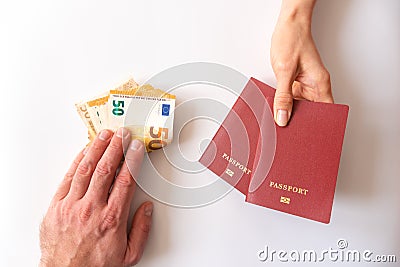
[40,128,153,267]
[271,0,333,126]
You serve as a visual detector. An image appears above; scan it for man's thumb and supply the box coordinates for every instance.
[273,80,293,127]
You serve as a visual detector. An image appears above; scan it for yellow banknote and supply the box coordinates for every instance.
[75,79,175,152]
[75,78,139,140]
[108,84,176,152]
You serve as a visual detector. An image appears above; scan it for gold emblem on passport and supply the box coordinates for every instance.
[280,196,291,204]
[222,153,252,175]
[225,168,234,177]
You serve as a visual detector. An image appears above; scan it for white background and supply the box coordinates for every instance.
[1,0,399,266]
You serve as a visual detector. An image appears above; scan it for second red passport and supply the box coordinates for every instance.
[199,78,349,223]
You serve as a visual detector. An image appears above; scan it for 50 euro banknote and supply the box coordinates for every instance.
[75,79,176,152]
[108,85,176,151]
[75,78,139,140]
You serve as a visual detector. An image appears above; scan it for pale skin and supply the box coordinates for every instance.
[40,128,153,267]
[40,1,330,266]
[271,0,334,126]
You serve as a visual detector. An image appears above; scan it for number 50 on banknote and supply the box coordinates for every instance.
[75,79,176,152]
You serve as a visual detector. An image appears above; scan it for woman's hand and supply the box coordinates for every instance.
[271,0,333,126]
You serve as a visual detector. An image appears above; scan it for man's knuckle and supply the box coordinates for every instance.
[125,153,138,163]
[100,214,117,232]
[116,172,134,187]
[79,202,93,223]
[99,210,120,233]
[64,172,74,180]
[95,161,112,177]
[92,140,104,151]
[73,158,81,167]
[140,221,151,234]
[64,172,74,183]
[108,140,122,151]
[60,201,73,218]
[76,161,92,176]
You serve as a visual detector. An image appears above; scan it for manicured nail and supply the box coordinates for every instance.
[99,130,111,141]
[116,127,129,138]
[276,109,288,127]
[144,203,153,217]
[130,139,143,151]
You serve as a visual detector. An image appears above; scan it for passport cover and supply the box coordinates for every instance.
[199,78,349,223]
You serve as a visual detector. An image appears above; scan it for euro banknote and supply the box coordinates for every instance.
[75,78,175,152]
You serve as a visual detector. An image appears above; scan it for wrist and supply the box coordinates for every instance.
[279,0,316,25]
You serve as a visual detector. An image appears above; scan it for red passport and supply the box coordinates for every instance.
[199,78,349,223]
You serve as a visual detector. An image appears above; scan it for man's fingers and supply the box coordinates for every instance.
[66,130,112,200]
[124,202,153,267]
[52,148,86,202]
[86,128,130,203]
[107,139,144,214]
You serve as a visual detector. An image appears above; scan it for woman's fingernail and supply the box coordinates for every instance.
[130,139,143,151]
[99,130,111,141]
[144,203,153,217]
[276,109,288,127]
